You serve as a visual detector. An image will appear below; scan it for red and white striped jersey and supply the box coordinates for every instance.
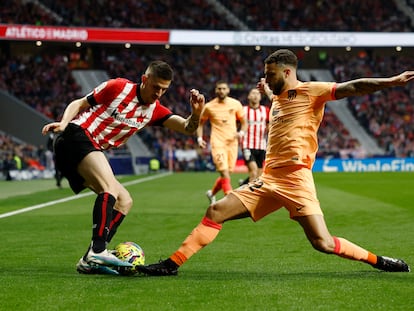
[241,105,269,150]
[72,78,172,150]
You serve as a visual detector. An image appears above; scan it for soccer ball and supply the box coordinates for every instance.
[114,241,145,276]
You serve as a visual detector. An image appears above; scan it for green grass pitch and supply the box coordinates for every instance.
[1,171,413,310]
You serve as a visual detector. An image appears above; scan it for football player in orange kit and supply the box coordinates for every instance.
[197,81,247,204]
[139,49,412,276]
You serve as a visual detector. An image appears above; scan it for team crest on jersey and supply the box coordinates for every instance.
[136,114,145,123]
[287,90,297,101]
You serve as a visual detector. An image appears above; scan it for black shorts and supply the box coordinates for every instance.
[242,148,266,168]
[54,123,101,194]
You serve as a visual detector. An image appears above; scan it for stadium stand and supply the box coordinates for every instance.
[1,0,413,177]
[219,0,412,31]
[2,0,411,31]
[328,52,414,157]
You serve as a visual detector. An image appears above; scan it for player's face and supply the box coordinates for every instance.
[264,63,285,95]
[141,74,171,104]
[248,88,261,107]
[215,83,230,100]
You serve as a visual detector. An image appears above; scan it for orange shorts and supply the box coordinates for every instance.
[211,142,238,172]
[232,165,323,221]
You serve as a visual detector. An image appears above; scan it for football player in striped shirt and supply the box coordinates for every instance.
[239,87,270,186]
[42,60,205,275]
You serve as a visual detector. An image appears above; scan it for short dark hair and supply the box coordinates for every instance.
[146,60,174,81]
[265,49,298,68]
[215,80,228,87]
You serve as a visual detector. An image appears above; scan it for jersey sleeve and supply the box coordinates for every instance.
[310,82,336,109]
[87,78,127,107]
[235,101,245,120]
[148,102,174,126]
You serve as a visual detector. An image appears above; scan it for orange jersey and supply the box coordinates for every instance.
[201,96,244,147]
[265,81,336,169]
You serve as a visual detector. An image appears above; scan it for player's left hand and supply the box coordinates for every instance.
[392,71,414,85]
[189,89,205,117]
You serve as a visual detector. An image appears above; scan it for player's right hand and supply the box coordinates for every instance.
[189,89,205,117]
[41,122,66,135]
[257,78,273,99]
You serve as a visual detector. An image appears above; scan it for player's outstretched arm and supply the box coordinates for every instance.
[335,71,414,100]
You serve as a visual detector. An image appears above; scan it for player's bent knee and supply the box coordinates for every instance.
[205,194,245,223]
[115,202,132,215]
[310,238,334,254]
[205,201,226,223]
[115,194,133,215]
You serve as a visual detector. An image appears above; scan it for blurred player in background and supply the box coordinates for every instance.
[42,60,205,275]
[46,132,63,188]
[239,86,270,186]
[139,49,412,276]
[196,81,247,204]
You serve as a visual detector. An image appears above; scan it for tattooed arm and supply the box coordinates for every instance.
[335,71,414,100]
[163,89,205,135]
[184,113,200,134]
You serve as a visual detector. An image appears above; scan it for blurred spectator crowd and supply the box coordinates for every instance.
[328,52,414,158]
[1,0,410,31]
[1,0,413,176]
[0,130,47,180]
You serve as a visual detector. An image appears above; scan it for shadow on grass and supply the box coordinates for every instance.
[1,264,411,284]
[130,268,412,284]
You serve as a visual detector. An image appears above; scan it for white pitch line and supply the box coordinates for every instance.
[0,172,172,219]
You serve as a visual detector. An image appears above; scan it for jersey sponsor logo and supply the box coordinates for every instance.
[109,108,148,128]
[272,116,293,125]
[110,109,118,118]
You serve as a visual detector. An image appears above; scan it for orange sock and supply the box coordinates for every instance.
[170,251,187,266]
[221,177,232,195]
[333,236,377,265]
[169,216,222,266]
[211,177,222,195]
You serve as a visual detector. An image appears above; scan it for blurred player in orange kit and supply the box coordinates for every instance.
[196,81,247,204]
[138,49,413,276]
